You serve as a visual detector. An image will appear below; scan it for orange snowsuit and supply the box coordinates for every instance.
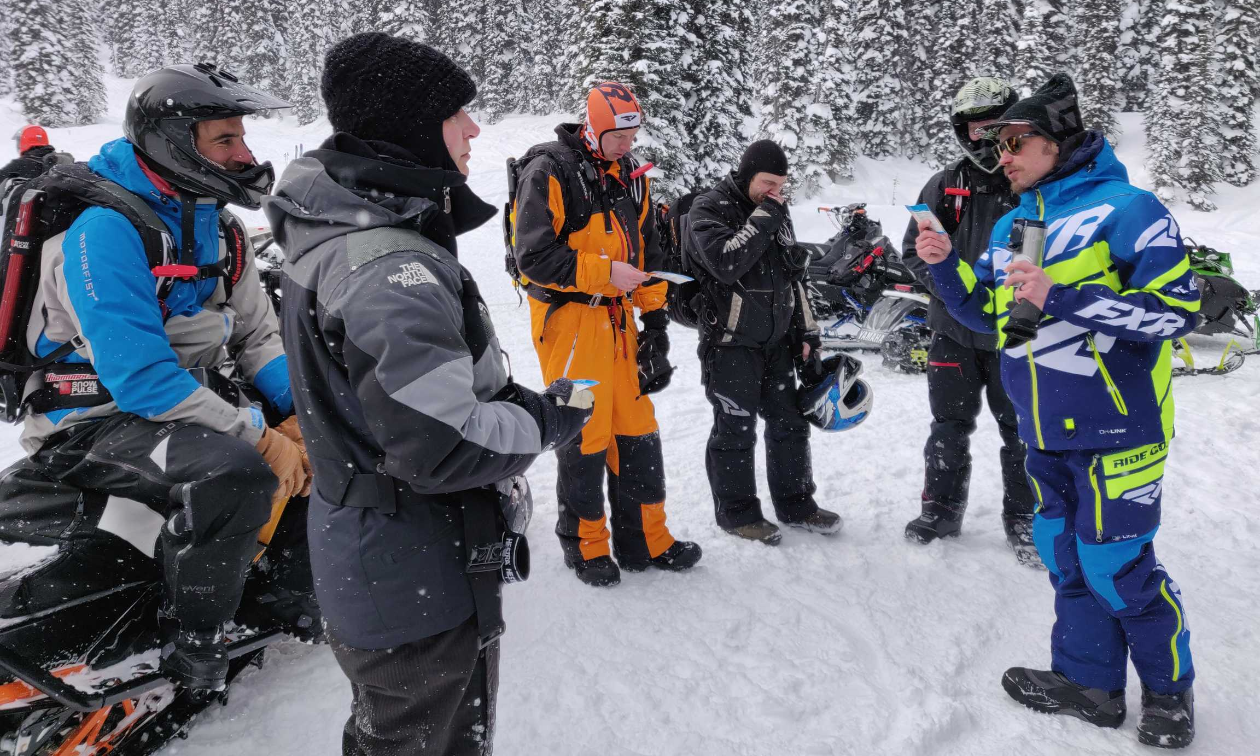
[511,124,677,565]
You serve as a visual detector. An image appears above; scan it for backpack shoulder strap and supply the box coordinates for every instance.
[520,143,594,240]
[45,164,171,265]
[217,210,249,301]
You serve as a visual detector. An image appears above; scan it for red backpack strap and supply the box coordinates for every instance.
[218,210,248,301]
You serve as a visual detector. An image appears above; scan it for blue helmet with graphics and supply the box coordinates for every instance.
[797,354,873,432]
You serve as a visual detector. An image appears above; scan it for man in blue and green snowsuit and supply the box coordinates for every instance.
[915,73,1199,749]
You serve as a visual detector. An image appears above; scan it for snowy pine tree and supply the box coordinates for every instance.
[287,1,337,125]
[1146,0,1220,210]
[974,0,1018,80]
[850,2,907,160]
[686,0,756,187]
[923,1,976,165]
[814,1,855,181]
[10,0,84,127]
[0,12,12,98]
[429,0,488,107]
[1070,0,1123,141]
[69,2,107,125]
[108,0,165,77]
[519,0,574,115]
[898,0,939,161]
[377,0,432,43]
[1217,0,1259,185]
[1014,0,1068,95]
[479,0,528,124]
[569,1,695,199]
[759,1,827,199]
[1115,0,1152,111]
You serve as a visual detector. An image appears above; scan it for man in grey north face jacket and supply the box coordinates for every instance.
[265,33,592,756]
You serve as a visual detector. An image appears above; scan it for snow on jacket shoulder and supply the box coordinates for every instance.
[925,132,1200,452]
[20,139,288,454]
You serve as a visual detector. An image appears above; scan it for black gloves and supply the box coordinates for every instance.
[637,309,673,395]
[493,378,594,452]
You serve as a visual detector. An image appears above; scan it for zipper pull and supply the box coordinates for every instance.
[443,186,451,214]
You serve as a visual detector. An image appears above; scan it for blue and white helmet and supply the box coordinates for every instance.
[797,354,873,432]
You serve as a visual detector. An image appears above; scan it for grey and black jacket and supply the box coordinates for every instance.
[687,175,817,349]
[264,134,583,650]
[902,158,1017,351]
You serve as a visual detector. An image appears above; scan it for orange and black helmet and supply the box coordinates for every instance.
[582,82,643,160]
[13,125,49,155]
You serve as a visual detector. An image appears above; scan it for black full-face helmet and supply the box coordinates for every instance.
[124,63,291,208]
[950,77,1017,174]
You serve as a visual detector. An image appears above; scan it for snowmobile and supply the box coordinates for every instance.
[798,204,932,372]
[0,249,319,756]
[1170,239,1259,377]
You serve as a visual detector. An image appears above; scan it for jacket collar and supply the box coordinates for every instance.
[1018,131,1124,212]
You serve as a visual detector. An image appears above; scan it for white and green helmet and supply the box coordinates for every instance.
[951,77,1017,173]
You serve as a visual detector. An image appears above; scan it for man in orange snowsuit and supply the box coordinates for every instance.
[512,83,702,587]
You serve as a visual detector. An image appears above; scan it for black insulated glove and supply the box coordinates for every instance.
[493,379,593,452]
[636,309,673,395]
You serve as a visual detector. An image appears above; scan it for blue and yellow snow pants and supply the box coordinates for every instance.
[1025,441,1194,694]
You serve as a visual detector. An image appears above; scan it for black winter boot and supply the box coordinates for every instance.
[784,508,844,535]
[565,555,621,587]
[1001,667,1126,728]
[620,540,703,572]
[1003,513,1044,569]
[1138,684,1194,749]
[905,500,965,544]
[161,626,229,692]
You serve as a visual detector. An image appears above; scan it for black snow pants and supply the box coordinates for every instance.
[330,616,498,756]
[700,341,818,529]
[922,333,1035,518]
[32,413,275,630]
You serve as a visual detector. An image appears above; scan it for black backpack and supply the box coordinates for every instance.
[502,144,648,295]
[0,163,249,423]
[658,192,702,329]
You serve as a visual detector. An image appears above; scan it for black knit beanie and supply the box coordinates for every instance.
[321,33,477,170]
[734,140,789,194]
[989,72,1084,144]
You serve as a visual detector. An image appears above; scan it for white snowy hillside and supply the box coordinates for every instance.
[1,85,1258,755]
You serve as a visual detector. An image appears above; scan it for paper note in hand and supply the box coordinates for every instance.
[906,204,947,234]
[647,271,694,285]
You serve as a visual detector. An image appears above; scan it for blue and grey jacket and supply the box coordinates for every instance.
[20,139,290,453]
[926,132,1200,452]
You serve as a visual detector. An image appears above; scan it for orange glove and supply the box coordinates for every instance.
[255,426,309,506]
[274,416,312,496]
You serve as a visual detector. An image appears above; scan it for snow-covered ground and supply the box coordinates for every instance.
[2,84,1259,755]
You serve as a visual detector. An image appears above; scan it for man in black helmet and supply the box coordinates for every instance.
[901,76,1039,565]
[686,140,842,546]
[0,63,308,691]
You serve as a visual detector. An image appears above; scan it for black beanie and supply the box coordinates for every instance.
[321,33,477,170]
[990,72,1084,144]
[734,140,789,193]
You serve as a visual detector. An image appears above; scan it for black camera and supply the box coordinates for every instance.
[467,530,531,584]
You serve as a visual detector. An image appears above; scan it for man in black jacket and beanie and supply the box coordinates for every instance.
[264,33,593,756]
[901,76,1038,565]
[687,140,842,546]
